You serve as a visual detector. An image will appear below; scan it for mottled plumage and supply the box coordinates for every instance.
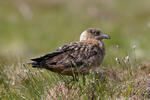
[29,28,110,76]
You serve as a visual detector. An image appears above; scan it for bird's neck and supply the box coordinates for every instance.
[80,39,105,53]
[99,40,105,56]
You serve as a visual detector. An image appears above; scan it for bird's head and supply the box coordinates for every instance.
[80,28,111,42]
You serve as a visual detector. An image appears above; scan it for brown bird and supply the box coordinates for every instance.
[28,28,110,76]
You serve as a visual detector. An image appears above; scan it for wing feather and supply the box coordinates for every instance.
[30,42,103,74]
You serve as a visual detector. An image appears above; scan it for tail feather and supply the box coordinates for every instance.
[22,62,41,68]
[30,62,40,68]
[31,51,61,62]
[28,51,62,68]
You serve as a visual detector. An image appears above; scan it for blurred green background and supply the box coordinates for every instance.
[0,0,150,61]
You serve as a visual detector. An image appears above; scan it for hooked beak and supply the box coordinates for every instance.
[100,33,111,40]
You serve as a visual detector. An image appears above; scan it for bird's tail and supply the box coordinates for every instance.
[22,62,41,68]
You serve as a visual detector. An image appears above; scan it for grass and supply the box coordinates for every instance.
[0,56,149,99]
[0,0,150,99]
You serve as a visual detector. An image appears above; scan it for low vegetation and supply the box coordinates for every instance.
[0,48,149,99]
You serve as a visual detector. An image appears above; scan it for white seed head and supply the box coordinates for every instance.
[124,56,129,63]
[115,57,120,63]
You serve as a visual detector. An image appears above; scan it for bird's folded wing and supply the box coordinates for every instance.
[31,42,102,69]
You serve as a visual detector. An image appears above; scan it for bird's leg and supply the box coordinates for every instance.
[90,77,96,100]
[82,75,86,85]
[63,74,78,85]
[72,74,79,81]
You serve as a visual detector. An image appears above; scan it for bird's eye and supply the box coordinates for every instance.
[96,31,100,35]
[93,31,100,36]
[89,29,101,36]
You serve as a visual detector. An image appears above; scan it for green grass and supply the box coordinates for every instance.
[0,0,150,99]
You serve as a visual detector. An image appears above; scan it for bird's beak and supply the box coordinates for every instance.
[100,33,111,39]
